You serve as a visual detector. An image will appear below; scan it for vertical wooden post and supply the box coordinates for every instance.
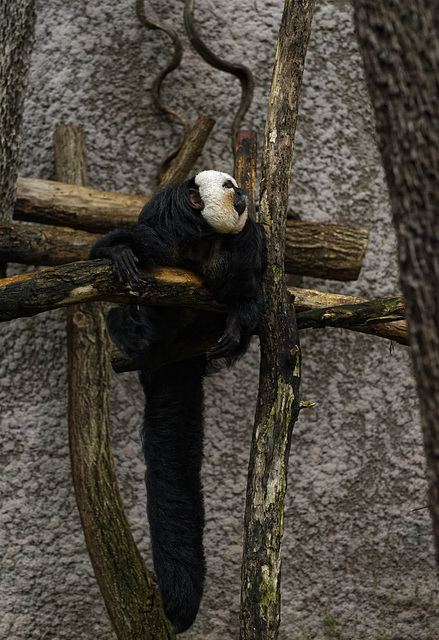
[239,1,316,638]
[54,125,174,640]
[234,130,258,221]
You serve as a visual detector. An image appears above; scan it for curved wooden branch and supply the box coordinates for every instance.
[183,0,254,153]
[136,0,202,179]
[54,124,174,639]
[135,0,188,132]
[68,302,173,640]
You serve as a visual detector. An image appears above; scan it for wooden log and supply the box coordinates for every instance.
[0,257,407,344]
[0,259,407,343]
[234,130,258,220]
[0,222,99,264]
[0,261,222,322]
[3,215,369,280]
[286,220,369,281]
[54,124,173,640]
[14,175,369,280]
[15,176,149,232]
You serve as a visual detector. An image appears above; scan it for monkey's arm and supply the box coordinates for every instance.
[208,220,267,360]
[90,225,170,286]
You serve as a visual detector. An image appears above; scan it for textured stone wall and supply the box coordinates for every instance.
[1,1,437,638]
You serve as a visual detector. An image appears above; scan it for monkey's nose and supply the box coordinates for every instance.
[235,199,247,215]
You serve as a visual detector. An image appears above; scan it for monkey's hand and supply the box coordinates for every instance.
[109,245,140,288]
[208,325,241,360]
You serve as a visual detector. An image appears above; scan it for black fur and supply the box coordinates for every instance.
[90,174,266,633]
[141,357,206,633]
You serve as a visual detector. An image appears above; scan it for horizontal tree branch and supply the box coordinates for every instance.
[15,177,149,233]
[291,287,408,344]
[9,184,370,279]
[286,220,369,280]
[0,260,223,322]
[295,293,406,343]
[112,291,407,373]
[0,258,407,345]
[0,222,99,264]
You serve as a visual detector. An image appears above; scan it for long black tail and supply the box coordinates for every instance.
[140,356,207,634]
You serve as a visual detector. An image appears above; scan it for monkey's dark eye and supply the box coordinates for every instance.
[223,180,234,189]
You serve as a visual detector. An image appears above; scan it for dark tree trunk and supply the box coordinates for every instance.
[352,1,439,558]
[0,0,36,279]
[0,0,36,223]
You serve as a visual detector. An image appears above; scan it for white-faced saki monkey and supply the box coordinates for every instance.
[90,170,267,632]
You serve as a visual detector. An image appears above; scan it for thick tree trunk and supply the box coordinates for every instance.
[352,1,439,558]
[0,261,408,342]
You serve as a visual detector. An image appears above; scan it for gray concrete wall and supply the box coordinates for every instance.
[1,0,438,638]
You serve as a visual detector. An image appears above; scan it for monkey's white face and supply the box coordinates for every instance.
[195,170,248,234]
